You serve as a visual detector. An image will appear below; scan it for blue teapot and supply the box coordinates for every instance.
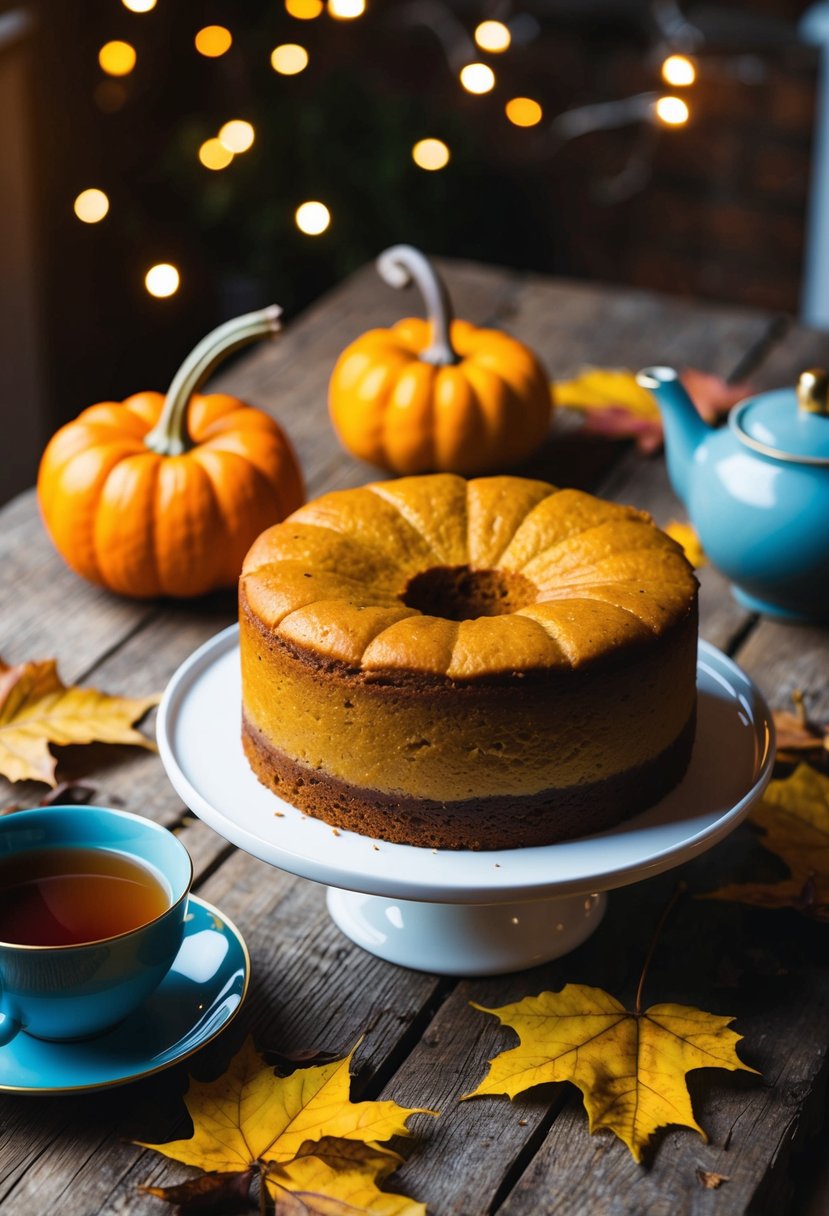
[636,366,829,622]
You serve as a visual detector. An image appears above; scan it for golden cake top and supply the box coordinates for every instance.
[240,474,697,678]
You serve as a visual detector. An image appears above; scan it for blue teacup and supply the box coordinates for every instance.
[0,805,192,1043]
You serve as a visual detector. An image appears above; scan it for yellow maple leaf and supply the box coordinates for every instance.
[0,657,158,786]
[267,1139,426,1215]
[664,521,707,568]
[139,1039,432,1199]
[706,764,829,917]
[553,368,661,419]
[465,983,755,1163]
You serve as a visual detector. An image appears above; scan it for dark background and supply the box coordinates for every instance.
[0,0,819,500]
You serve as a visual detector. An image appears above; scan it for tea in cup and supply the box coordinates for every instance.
[0,805,193,1043]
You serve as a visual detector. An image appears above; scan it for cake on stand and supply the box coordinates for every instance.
[157,626,773,976]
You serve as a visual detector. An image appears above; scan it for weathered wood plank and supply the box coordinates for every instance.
[506,276,775,382]
[0,489,154,680]
[3,266,825,1216]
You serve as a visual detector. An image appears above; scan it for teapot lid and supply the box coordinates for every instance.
[731,369,829,464]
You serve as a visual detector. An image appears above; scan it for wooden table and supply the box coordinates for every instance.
[2,260,829,1216]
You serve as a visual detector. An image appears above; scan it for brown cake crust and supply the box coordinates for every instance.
[242,709,696,850]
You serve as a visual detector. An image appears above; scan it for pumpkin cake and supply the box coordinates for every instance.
[239,474,698,850]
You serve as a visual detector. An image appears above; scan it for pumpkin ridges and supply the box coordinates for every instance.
[190,447,284,587]
[122,392,164,430]
[381,361,438,473]
[39,440,151,586]
[92,452,164,598]
[149,457,225,598]
[432,368,489,475]
[330,350,413,466]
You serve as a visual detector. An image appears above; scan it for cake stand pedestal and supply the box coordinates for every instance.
[157,627,774,977]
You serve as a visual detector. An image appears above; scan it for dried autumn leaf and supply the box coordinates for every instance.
[664,521,707,568]
[553,366,751,453]
[0,656,158,786]
[139,1040,431,1214]
[706,764,829,918]
[696,1169,729,1189]
[267,1139,426,1215]
[141,1168,254,1214]
[465,984,755,1163]
[771,692,828,764]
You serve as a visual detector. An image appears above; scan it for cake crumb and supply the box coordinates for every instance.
[372,844,380,851]
[332,828,341,837]
[518,1120,527,1127]
[494,863,501,868]
[432,848,438,854]
[273,811,285,818]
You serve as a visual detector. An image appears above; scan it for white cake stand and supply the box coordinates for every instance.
[157,626,774,976]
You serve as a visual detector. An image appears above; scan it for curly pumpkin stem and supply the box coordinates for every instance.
[144,305,283,456]
[376,244,459,367]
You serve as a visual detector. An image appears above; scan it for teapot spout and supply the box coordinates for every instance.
[636,366,711,508]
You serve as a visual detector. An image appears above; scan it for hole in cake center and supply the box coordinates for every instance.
[401,566,538,621]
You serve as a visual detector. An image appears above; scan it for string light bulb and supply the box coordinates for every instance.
[285,0,323,17]
[295,201,330,235]
[121,0,156,11]
[328,0,365,17]
[412,139,450,171]
[198,138,233,170]
[145,264,180,298]
[194,26,232,57]
[459,63,495,94]
[271,44,309,74]
[661,54,696,87]
[655,95,689,126]
[474,20,510,53]
[74,189,110,223]
[98,41,136,76]
[505,97,542,127]
[219,120,255,153]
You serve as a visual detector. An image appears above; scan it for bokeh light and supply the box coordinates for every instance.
[145,264,180,298]
[73,189,110,224]
[474,20,510,53]
[121,0,156,11]
[328,0,366,17]
[655,95,690,125]
[295,201,331,235]
[412,139,450,171]
[218,120,255,153]
[285,0,323,18]
[194,26,232,57]
[98,41,136,76]
[198,138,234,170]
[459,63,495,95]
[661,54,696,87]
[270,44,309,74]
[505,97,543,127]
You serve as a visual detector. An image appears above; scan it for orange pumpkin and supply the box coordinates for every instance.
[38,307,304,598]
[328,245,552,475]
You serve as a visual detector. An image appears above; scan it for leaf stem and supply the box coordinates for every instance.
[634,882,687,1015]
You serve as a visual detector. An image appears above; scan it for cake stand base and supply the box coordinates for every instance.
[326,888,607,975]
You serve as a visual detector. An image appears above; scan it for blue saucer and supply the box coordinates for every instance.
[0,895,250,1093]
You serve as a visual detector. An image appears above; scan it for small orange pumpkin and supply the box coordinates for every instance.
[38,307,304,598]
[328,245,552,475]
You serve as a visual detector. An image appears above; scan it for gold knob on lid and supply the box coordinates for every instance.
[797,368,829,415]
